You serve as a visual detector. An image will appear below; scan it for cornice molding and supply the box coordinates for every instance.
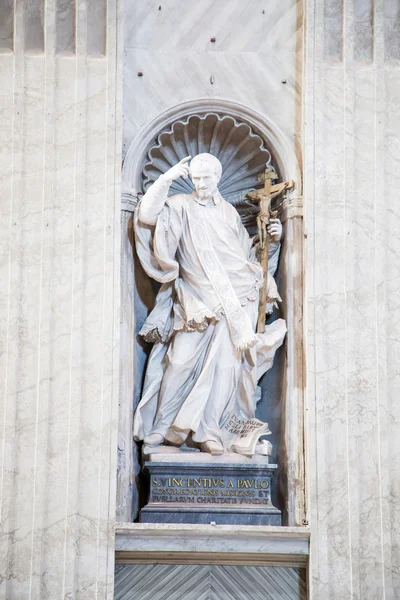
[115,523,310,567]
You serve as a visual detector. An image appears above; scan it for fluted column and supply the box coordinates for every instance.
[0,1,122,598]
[305,0,400,597]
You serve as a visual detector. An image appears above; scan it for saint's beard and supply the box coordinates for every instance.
[196,187,217,200]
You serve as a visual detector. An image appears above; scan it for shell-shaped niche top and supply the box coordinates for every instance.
[142,113,274,228]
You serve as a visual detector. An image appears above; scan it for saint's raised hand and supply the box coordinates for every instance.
[163,156,192,184]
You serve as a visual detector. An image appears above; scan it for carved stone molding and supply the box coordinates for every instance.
[276,195,304,222]
[115,523,310,567]
[121,188,139,212]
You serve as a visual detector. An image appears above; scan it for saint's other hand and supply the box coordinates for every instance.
[267,218,282,242]
[163,156,191,183]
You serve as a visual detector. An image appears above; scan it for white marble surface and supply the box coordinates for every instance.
[115,523,309,561]
[0,2,122,599]
[305,0,400,598]
[143,445,272,464]
[123,0,302,160]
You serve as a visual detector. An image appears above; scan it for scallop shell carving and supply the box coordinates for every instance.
[142,113,273,207]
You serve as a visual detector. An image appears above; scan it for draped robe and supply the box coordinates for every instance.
[133,175,287,453]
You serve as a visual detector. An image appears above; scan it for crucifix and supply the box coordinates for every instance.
[247,167,294,333]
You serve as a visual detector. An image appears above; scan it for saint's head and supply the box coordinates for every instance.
[190,153,222,200]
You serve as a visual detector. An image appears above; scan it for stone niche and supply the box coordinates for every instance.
[118,99,305,527]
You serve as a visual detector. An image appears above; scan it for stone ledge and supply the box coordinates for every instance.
[115,523,310,567]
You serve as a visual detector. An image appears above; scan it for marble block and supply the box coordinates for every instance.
[142,442,272,464]
[139,461,281,526]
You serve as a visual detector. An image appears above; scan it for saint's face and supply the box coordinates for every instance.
[190,165,219,200]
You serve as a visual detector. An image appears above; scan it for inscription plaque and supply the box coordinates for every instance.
[140,462,281,525]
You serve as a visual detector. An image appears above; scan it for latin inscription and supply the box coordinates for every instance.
[150,476,272,506]
[224,414,265,438]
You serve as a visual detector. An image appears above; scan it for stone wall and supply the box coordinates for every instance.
[0,1,122,598]
[1,0,400,599]
[305,0,400,597]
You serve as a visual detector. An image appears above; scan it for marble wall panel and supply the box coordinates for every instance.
[354,0,373,62]
[305,0,400,598]
[384,0,400,61]
[0,0,14,50]
[56,0,76,54]
[123,0,302,160]
[0,1,122,598]
[114,564,307,600]
[24,0,45,52]
[381,65,400,597]
[87,0,107,56]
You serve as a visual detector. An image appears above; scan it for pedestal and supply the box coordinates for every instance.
[139,448,282,526]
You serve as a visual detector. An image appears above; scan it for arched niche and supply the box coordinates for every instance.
[122,99,300,207]
[118,99,305,527]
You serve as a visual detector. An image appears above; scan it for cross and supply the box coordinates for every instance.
[247,167,294,333]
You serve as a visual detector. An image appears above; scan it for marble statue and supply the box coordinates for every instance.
[133,153,286,456]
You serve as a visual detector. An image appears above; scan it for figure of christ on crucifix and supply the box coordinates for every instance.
[133,153,289,456]
[247,167,294,333]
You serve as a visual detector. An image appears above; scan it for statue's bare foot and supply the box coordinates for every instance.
[144,432,164,447]
[200,440,224,456]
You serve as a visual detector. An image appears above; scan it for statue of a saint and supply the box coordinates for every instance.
[133,153,286,456]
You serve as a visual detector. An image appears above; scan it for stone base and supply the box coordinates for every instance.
[140,505,282,525]
[139,460,281,526]
[142,442,272,464]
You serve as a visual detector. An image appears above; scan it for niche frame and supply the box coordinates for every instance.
[118,98,305,527]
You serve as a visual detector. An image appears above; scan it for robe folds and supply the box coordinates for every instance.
[133,176,287,451]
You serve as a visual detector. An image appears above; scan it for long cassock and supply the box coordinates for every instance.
[133,175,287,453]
